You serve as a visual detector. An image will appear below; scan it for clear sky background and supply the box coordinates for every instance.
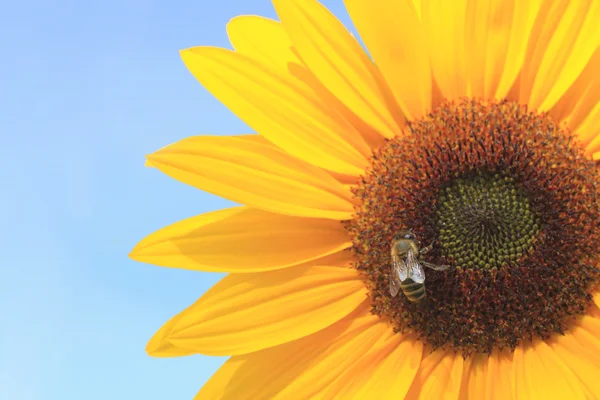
[0,0,355,399]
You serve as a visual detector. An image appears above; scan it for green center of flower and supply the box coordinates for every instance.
[436,173,539,270]
[345,99,600,354]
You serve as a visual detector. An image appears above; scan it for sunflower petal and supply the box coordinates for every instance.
[465,0,507,98]
[490,1,543,99]
[485,350,514,400]
[195,302,400,399]
[549,48,600,140]
[549,325,600,399]
[146,135,354,220]
[520,0,600,112]
[226,16,386,149]
[180,47,370,176]
[405,350,464,399]
[464,0,542,100]
[164,265,367,356]
[273,0,405,139]
[144,142,176,168]
[194,357,245,400]
[422,0,468,101]
[461,353,487,399]
[425,0,542,101]
[226,16,301,69]
[580,105,600,154]
[323,333,422,399]
[129,206,351,272]
[146,309,196,357]
[456,355,473,399]
[512,340,587,399]
[344,0,431,120]
[571,315,600,362]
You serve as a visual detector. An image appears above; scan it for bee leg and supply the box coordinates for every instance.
[420,244,433,254]
[422,261,450,271]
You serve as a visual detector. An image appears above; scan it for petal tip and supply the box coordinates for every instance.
[144,157,155,168]
[179,47,200,63]
[128,246,142,261]
[128,249,138,259]
[146,315,198,358]
[226,15,243,26]
[146,337,195,358]
[128,238,151,261]
[144,153,164,167]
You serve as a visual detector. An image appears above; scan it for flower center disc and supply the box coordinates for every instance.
[437,173,539,270]
[346,99,600,354]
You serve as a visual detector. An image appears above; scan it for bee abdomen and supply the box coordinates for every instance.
[400,279,426,303]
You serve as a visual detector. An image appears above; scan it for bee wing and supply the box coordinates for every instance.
[406,248,426,283]
[390,254,406,297]
[421,261,450,271]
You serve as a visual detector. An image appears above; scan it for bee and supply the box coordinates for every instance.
[390,230,450,303]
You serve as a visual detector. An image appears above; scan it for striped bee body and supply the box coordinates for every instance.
[389,230,450,304]
[399,278,427,303]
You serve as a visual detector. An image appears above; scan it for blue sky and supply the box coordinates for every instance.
[0,0,356,399]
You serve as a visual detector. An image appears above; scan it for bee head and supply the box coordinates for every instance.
[395,230,416,241]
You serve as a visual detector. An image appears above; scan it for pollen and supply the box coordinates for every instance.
[345,99,600,354]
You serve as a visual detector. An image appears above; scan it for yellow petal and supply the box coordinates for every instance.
[344,0,431,120]
[549,48,600,138]
[146,135,355,220]
[512,340,587,399]
[194,357,245,400]
[491,1,543,99]
[465,0,506,98]
[456,355,472,400]
[422,0,468,101]
[180,47,370,176]
[229,15,388,150]
[520,0,600,112]
[464,0,541,100]
[406,350,464,399]
[129,206,351,272]
[411,0,422,19]
[227,16,387,148]
[146,309,196,358]
[273,0,405,139]
[571,314,600,362]
[425,0,542,101]
[589,301,600,319]
[549,325,600,399]
[196,302,396,399]
[165,265,367,356]
[485,350,514,400]
[461,353,487,400]
[322,333,422,399]
[580,104,600,153]
[226,16,301,70]
[144,142,176,168]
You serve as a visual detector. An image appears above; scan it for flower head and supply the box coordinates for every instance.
[131,0,600,398]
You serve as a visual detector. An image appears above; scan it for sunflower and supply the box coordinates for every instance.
[130,0,600,398]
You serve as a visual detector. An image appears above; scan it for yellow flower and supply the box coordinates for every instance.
[130,0,600,398]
